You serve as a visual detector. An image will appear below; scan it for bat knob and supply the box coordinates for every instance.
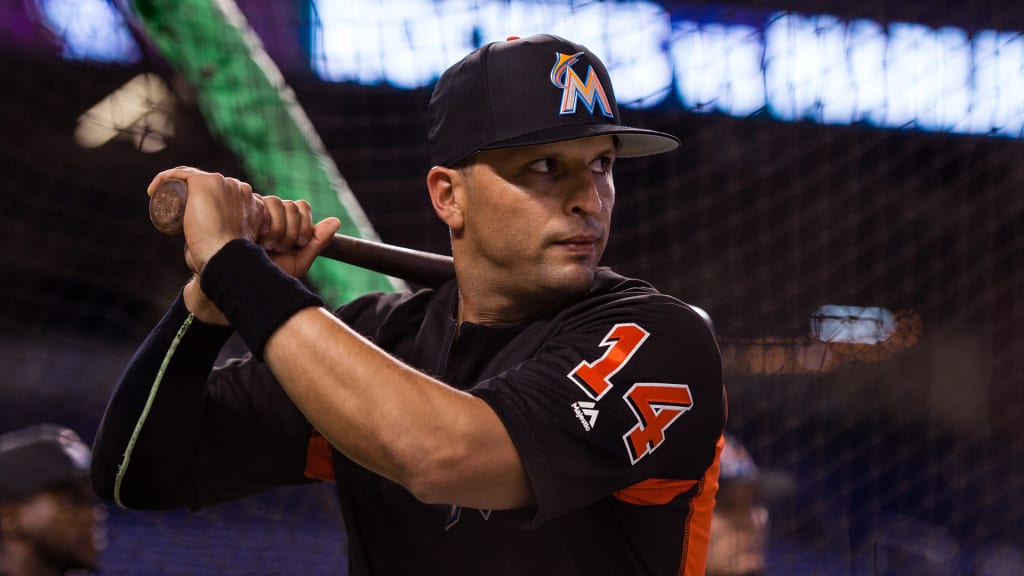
[149,179,188,235]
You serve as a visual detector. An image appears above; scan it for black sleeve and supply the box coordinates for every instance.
[91,292,313,511]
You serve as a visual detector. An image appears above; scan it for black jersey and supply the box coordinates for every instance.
[92,268,725,576]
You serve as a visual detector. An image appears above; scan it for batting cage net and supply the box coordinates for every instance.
[1,0,1022,574]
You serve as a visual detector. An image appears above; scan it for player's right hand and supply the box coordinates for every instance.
[255,194,341,279]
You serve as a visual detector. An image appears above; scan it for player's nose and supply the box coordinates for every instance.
[566,171,603,216]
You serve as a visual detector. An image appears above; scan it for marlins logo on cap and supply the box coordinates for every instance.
[551,51,614,118]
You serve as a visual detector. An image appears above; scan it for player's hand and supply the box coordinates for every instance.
[256,194,341,278]
[147,167,264,276]
[183,275,229,325]
[179,209,339,325]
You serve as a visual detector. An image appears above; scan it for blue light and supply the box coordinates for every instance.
[671,21,764,115]
[40,0,140,64]
[311,0,1024,139]
[810,305,897,344]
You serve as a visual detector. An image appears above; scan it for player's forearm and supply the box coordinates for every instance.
[196,238,533,509]
[91,293,233,509]
[264,306,534,510]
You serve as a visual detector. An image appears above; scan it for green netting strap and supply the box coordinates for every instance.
[126,0,403,307]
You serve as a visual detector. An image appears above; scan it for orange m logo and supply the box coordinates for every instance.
[550,52,613,118]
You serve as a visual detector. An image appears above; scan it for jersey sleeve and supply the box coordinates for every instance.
[469,294,725,527]
[91,292,314,510]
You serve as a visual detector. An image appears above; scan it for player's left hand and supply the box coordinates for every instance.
[147,167,264,275]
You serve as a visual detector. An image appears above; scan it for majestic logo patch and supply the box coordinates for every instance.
[550,51,614,118]
[572,400,600,431]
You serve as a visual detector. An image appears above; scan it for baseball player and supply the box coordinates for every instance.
[92,34,726,575]
[0,424,106,576]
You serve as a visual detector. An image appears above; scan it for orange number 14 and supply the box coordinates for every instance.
[568,323,694,465]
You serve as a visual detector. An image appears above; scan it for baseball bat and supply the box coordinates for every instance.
[148,178,455,288]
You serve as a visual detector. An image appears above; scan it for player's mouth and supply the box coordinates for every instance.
[553,234,601,256]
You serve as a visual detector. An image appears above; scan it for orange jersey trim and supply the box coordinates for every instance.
[612,434,724,576]
[613,478,700,505]
[304,431,335,481]
[678,434,724,576]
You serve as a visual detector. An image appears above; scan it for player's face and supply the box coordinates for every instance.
[458,135,616,303]
[2,480,107,572]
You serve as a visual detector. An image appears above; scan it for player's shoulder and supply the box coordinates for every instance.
[564,268,715,339]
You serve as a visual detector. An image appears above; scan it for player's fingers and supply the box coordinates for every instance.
[294,200,314,248]
[227,178,262,229]
[146,166,204,196]
[237,181,265,240]
[259,199,313,252]
[258,195,287,250]
[310,217,341,250]
[280,201,302,251]
[238,180,253,200]
[220,176,249,226]
[180,171,233,228]
[276,200,314,251]
[289,217,341,273]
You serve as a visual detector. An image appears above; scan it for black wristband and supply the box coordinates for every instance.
[199,238,324,360]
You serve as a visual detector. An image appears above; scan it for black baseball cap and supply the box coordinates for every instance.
[0,424,91,503]
[428,34,680,167]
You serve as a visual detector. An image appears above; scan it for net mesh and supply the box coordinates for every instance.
[1,1,1022,574]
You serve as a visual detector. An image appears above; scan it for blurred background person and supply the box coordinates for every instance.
[0,424,106,576]
[707,434,769,576]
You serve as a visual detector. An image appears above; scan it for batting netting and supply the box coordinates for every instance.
[1,0,1022,574]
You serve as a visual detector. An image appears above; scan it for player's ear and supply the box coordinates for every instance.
[427,165,465,231]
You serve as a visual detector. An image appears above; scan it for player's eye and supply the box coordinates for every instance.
[590,155,614,174]
[528,158,559,174]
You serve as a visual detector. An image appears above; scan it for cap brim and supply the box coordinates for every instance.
[478,123,680,159]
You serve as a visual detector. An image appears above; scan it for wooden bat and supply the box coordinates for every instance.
[148,179,455,288]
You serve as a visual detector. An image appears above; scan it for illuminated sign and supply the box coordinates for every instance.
[313,1,1024,137]
[39,0,1024,138]
[39,0,140,63]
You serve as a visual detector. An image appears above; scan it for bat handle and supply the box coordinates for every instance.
[146,177,457,288]
[149,178,189,235]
